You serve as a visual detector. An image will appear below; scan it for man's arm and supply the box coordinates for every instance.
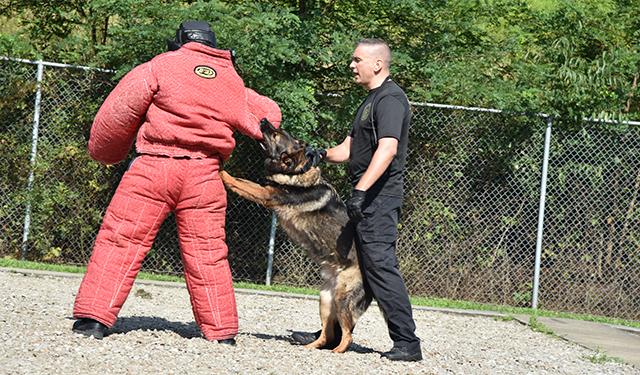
[88,62,157,165]
[325,136,352,163]
[354,137,398,191]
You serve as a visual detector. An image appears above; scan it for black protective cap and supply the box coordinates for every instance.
[167,20,217,51]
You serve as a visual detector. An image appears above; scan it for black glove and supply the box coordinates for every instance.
[305,146,327,168]
[346,189,366,222]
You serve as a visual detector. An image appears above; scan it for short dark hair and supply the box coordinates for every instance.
[356,38,392,68]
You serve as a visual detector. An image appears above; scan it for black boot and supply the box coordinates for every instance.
[291,330,321,345]
[218,338,236,346]
[72,318,108,339]
[381,345,423,362]
[291,328,343,349]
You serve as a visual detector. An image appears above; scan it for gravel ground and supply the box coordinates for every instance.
[0,269,635,375]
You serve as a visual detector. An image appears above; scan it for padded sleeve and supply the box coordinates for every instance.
[88,62,158,164]
[242,88,282,140]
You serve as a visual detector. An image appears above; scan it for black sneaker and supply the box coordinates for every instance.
[72,318,108,339]
[218,338,236,346]
[381,346,423,362]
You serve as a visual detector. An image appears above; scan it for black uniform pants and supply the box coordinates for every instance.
[355,194,420,350]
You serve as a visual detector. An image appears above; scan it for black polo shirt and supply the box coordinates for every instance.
[348,77,410,197]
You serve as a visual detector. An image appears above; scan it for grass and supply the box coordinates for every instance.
[528,315,556,336]
[584,350,624,365]
[411,294,640,329]
[0,257,322,296]
[2,257,640,330]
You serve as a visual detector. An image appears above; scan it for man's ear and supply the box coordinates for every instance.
[374,59,383,73]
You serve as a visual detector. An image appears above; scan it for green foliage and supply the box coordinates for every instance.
[2,0,639,128]
[0,32,37,59]
[0,59,117,261]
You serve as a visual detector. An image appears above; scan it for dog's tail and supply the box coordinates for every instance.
[354,283,374,318]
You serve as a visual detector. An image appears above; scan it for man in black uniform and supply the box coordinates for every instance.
[300,38,422,362]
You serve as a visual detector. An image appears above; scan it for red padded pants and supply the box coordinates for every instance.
[73,155,237,340]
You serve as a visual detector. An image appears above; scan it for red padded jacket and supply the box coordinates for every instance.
[88,42,281,164]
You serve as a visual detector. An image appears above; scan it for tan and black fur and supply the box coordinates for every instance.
[220,119,372,353]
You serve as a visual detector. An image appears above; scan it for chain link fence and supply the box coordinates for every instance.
[1,57,638,320]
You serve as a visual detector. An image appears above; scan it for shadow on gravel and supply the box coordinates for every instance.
[109,316,202,339]
[244,332,378,354]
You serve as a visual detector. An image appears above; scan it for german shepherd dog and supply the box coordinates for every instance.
[220,119,373,353]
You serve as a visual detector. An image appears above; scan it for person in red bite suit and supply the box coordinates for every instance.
[71,21,281,346]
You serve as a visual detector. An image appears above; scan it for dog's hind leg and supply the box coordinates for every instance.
[331,267,371,353]
[331,309,354,353]
[304,288,335,350]
[219,171,279,207]
[331,293,355,352]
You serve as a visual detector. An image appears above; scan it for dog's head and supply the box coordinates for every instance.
[258,118,312,176]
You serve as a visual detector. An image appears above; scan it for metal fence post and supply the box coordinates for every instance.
[532,115,553,309]
[20,61,44,260]
[265,212,277,285]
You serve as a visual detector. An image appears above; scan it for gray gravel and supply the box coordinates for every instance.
[0,269,635,375]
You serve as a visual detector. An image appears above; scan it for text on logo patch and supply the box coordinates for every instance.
[194,65,217,79]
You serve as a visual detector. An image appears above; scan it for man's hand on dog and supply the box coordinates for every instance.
[346,189,366,222]
[305,146,326,167]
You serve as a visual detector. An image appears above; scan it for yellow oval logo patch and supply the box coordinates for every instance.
[194,65,216,79]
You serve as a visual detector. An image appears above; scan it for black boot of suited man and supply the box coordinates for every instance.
[217,338,236,346]
[72,318,108,339]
